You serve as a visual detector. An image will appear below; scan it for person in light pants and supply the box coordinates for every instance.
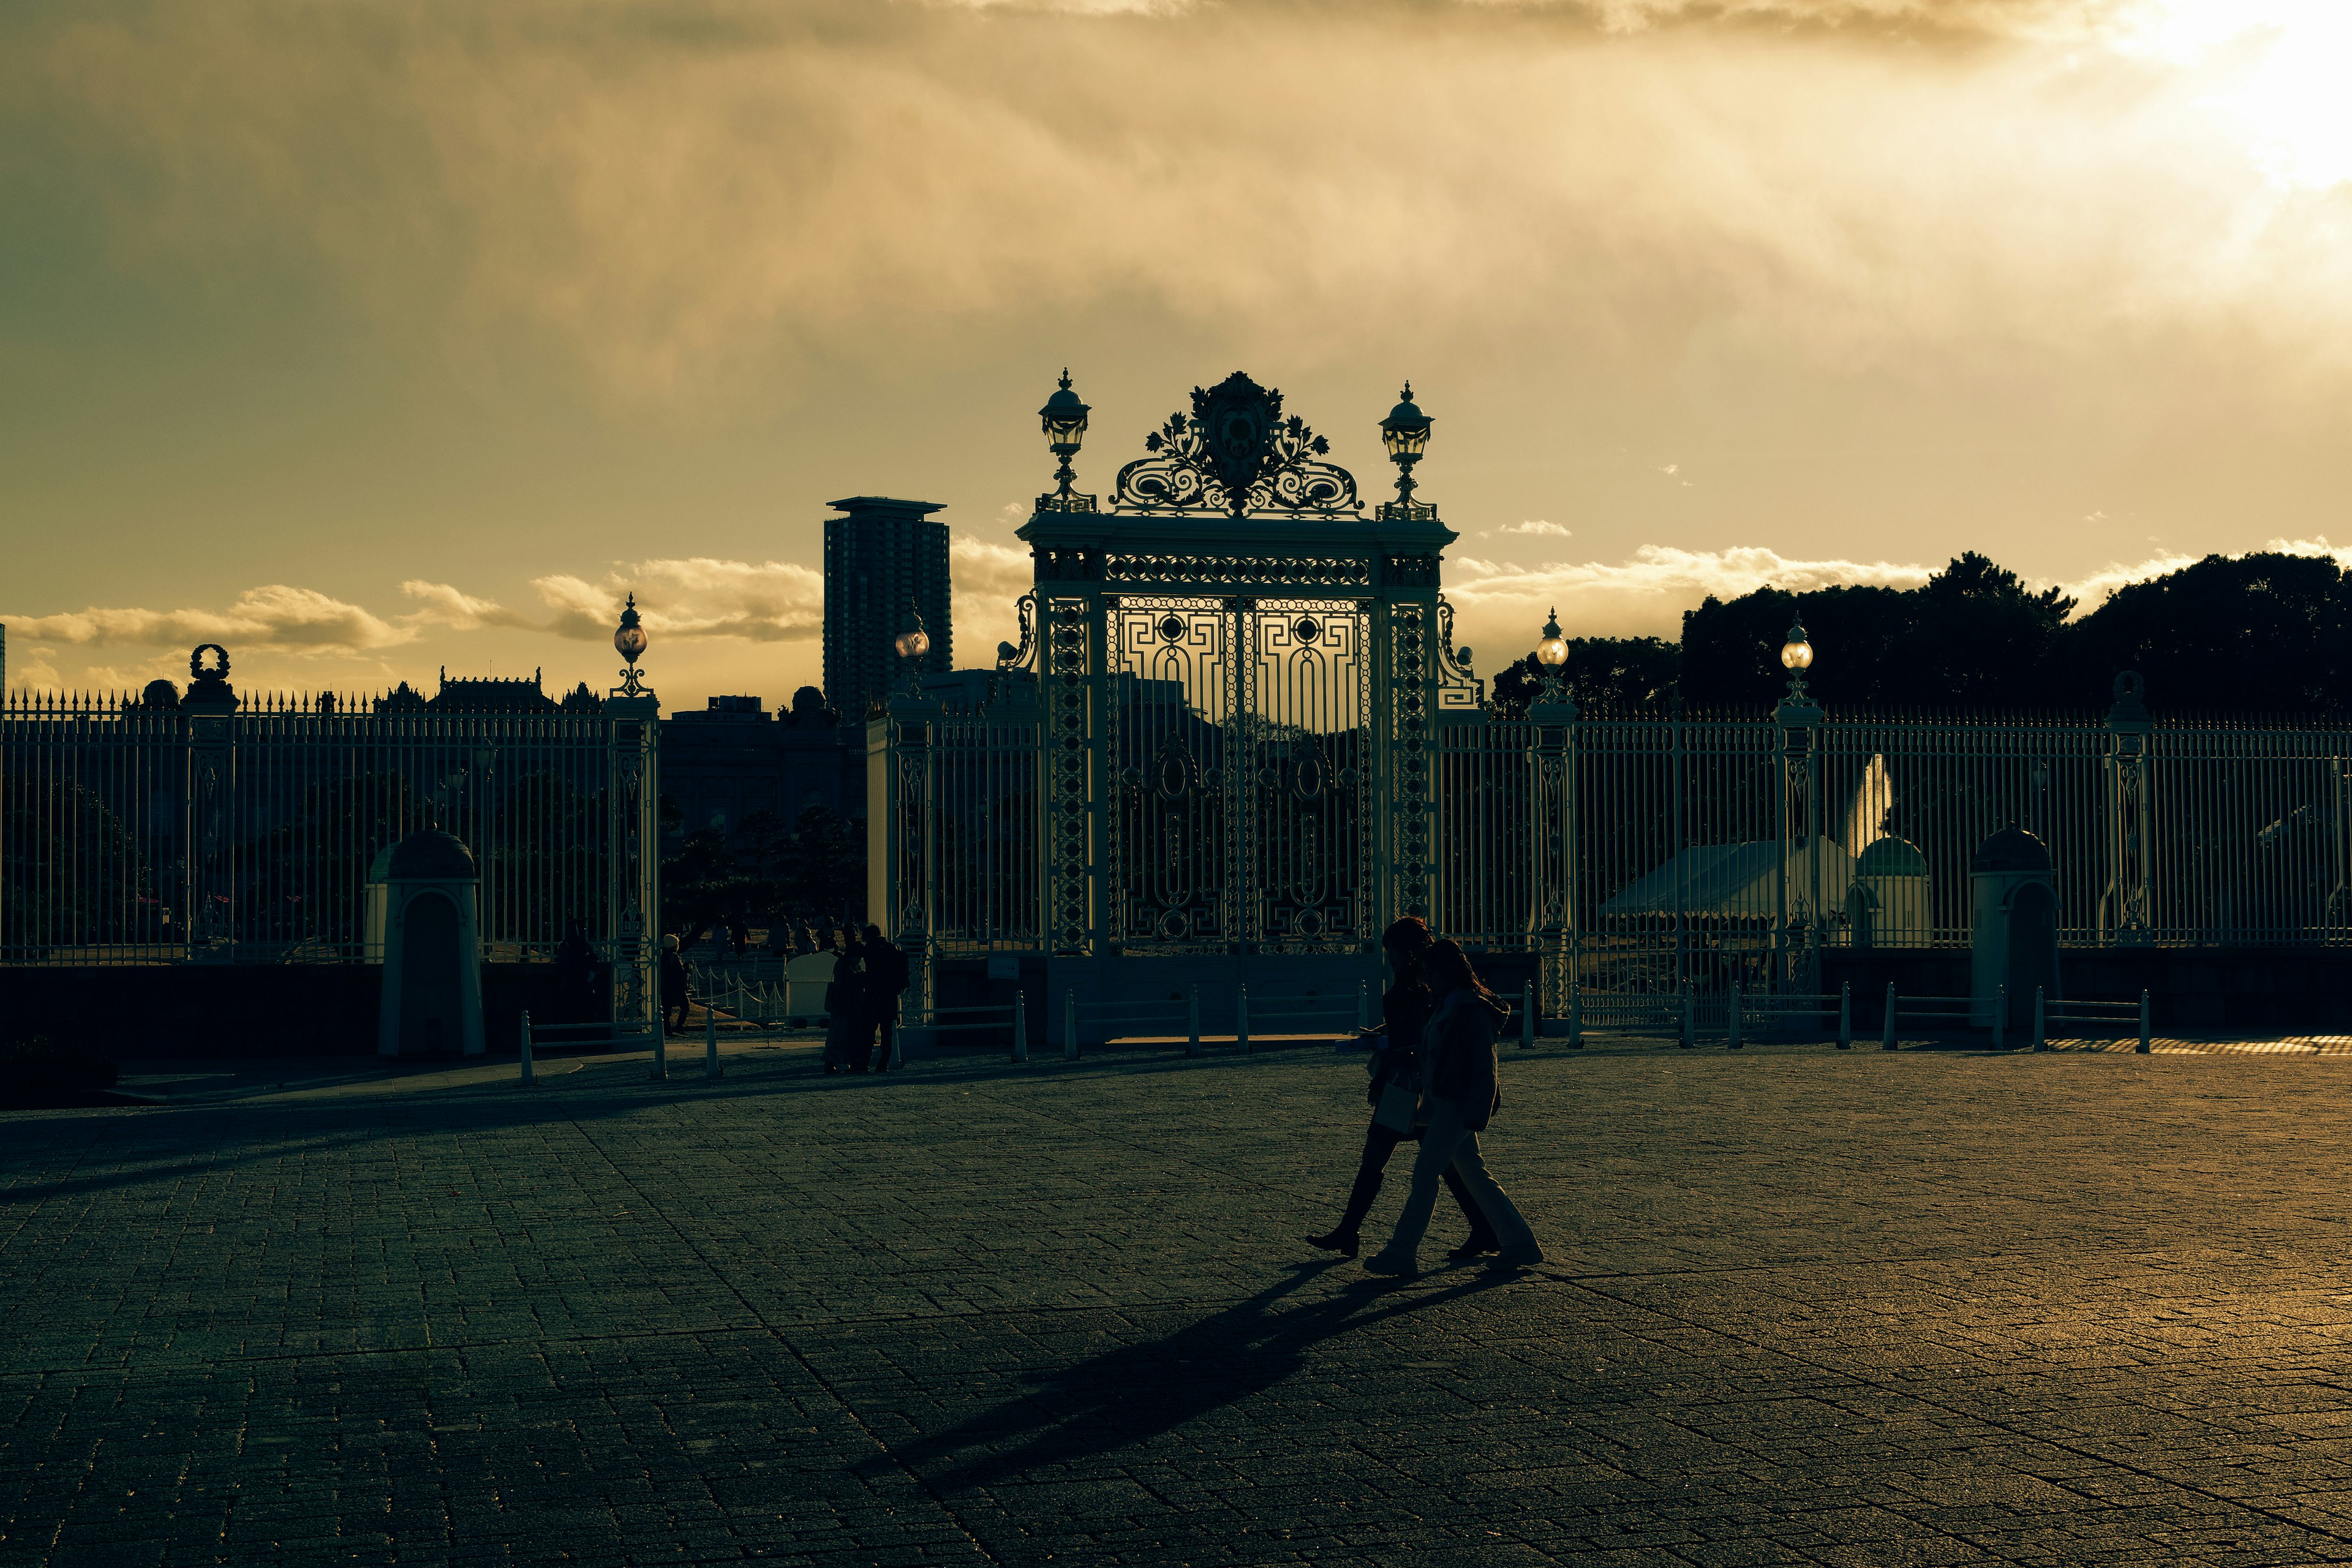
[1363,940,1544,1277]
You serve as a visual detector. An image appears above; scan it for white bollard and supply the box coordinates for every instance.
[519,1009,534,1086]
[1238,984,1252,1055]
[1357,980,1369,1034]
[2137,989,2151,1054]
[652,1009,668,1080]
[888,996,904,1071]
[1882,982,1898,1050]
[1680,985,1694,1049]
[1063,989,1078,1061]
[1567,971,1583,1050]
[1992,985,2005,1051]
[2032,986,2048,1052]
[1727,984,1743,1050]
[1837,982,1852,1050]
[1187,985,1201,1058]
[706,1001,722,1077]
[1520,980,1534,1049]
[1012,987,1029,1063]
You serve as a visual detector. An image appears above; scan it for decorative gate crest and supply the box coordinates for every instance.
[1112,372,1362,518]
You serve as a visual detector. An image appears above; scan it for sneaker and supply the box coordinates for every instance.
[1447,1236,1500,1263]
[1360,1250,1419,1278]
[1490,1242,1546,1269]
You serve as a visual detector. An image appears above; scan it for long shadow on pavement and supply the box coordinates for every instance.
[872,1260,1518,1493]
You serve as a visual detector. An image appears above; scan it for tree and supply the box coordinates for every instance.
[2047,552,2352,712]
[1677,553,2071,710]
[1490,636,1681,715]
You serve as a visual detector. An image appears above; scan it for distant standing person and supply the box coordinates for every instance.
[554,919,600,1024]
[821,929,870,1074]
[860,925,910,1072]
[660,934,691,1036]
[1363,940,1544,1276]
[1306,918,1498,1262]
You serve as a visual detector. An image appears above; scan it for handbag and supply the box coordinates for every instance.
[1372,1068,1421,1134]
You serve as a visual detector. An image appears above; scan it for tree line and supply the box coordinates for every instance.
[1492,550,2352,714]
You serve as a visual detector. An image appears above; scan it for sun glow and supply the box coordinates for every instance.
[2113,0,2352,190]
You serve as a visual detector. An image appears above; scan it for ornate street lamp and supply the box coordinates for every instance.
[1377,382,1434,520]
[613,593,650,697]
[1779,615,1814,700]
[1038,369,1092,511]
[1534,607,1570,705]
[894,598,930,696]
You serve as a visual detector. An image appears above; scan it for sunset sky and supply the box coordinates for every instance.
[4,0,2348,708]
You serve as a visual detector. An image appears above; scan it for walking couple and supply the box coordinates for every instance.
[1307,918,1544,1278]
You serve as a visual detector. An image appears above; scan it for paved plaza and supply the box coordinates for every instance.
[8,1037,2352,1566]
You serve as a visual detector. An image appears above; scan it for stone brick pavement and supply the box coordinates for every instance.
[9,1039,2352,1566]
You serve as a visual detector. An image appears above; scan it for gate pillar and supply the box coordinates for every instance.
[2103,671,2154,944]
[181,644,238,963]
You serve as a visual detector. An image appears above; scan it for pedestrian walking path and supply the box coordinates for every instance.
[8,1042,2352,1564]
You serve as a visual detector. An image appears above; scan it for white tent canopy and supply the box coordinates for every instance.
[1600,837,1858,920]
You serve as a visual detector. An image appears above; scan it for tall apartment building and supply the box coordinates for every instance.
[822,496,950,719]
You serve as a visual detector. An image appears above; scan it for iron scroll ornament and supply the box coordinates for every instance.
[1111,372,1362,518]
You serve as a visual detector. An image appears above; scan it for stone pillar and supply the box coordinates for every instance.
[606,695,660,1031]
[181,644,238,964]
[2103,671,2154,944]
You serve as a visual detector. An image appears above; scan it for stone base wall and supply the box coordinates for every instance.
[1822,947,2352,1034]
[0,964,590,1059]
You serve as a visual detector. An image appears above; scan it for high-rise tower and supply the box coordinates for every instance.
[822,496,950,720]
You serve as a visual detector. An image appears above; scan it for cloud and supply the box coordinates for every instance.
[399,580,534,630]
[1,584,414,652]
[951,535,1036,661]
[529,559,824,643]
[2056,533,2352,612]
[21,0,2352,406]
[1495,520,1575,539]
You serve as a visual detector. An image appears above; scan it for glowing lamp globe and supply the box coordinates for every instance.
[1780,618,1813,674]
[1536,608,1569,669]
[614,594,648,663]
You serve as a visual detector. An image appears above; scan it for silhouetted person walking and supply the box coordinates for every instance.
[861,925,910,1071]
[822,929,870,1074]
[660,934,690,1036]
[1363,940,1543,1278]
[1306,918,1498,1262]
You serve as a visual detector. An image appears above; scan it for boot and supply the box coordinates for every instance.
[1306,1161,1385,1258]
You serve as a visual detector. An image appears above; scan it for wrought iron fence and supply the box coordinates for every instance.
[2,689,620,965]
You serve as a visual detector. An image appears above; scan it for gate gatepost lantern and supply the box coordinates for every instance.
[989,369,1458,1046]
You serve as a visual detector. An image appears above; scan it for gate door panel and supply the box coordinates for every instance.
[1107,598,1235,952]
[1246,600,1374,953]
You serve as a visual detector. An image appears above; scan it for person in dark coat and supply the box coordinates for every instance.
[1305,918,1500,1262]
[821,929,870,1074]
[1363,940,1544,1277]
[553,919,600,1023]
[659,934,691,1035]
[859,925,911,1071]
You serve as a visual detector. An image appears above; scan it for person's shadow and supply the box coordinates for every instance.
[871,1261,1518,1493]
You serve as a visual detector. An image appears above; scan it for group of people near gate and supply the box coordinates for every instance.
[1304,917,1546,1279]
[652,922,911,1076]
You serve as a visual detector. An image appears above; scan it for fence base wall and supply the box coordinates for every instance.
[1046,953,1382,1049]
[1823,947,2352,1035]
[0,965,597,1059]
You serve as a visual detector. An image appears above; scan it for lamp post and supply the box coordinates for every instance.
[1038,369,1093,512]
[605,593,659,1041]
[1773,614,1823,998]
[1526,610,1579,1043]
[1376,383,1435,521]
